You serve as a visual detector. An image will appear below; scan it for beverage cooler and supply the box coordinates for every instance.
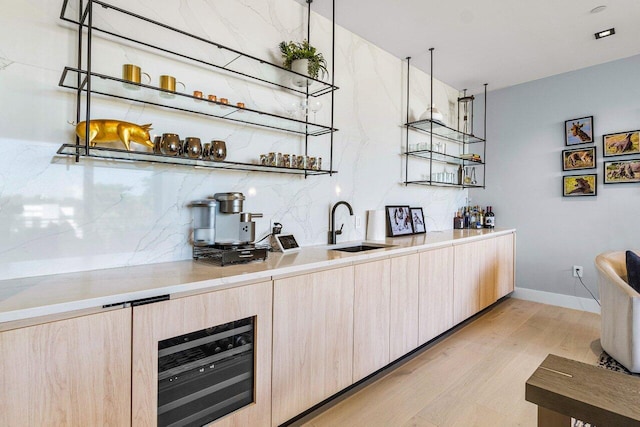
[157,317,255,427]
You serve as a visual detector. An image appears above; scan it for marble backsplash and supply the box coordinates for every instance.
[0,0,469,280]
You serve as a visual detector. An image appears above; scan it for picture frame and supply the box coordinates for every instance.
[604,160,640,184]
[603,130,640,157]
[410,207,426,234]
[565,116,594,146]
[385,205,414,237]
[562,147,596,171]
[562,174,597,197]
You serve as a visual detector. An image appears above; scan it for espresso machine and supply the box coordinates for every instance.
[190,192,267,266]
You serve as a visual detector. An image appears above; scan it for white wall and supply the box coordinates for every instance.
[0,0,467,280]
[472,54,640,300]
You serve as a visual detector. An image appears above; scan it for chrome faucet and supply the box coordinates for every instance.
[329,201,354,244]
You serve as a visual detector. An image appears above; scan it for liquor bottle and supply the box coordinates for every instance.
[477,209,484,229]
[457,165,463,185]
[469,207,477,228]
[463,206,470,228]
[485,206,495,229]
[453,210,464,229]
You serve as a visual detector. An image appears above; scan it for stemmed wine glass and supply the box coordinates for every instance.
[309,100,323,122]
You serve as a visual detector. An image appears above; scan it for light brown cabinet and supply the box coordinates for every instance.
[454,233,516,324]
[418,246,454,344]
[0,232,515,427]
[496,233,516,299]
[353,259,391,382]
[453,239,482,324]
[479,237,498,310]
[389,253,420,360]
[0,308,132,427]
[131,280,273,427]
[272,266,355,426]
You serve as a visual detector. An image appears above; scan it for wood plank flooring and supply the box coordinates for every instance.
[298,298,601,427]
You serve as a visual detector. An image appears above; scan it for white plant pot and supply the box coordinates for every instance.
[291,59,313,87]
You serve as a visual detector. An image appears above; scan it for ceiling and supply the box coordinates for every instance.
[299,0,640,94]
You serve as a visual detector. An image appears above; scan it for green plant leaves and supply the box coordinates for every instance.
[278,39,328,80]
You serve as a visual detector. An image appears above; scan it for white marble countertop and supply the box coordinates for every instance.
[0,228,515,325]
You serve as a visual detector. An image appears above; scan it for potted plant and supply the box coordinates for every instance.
[278,39,328,86]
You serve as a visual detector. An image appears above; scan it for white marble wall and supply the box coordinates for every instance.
[0,0,468,280]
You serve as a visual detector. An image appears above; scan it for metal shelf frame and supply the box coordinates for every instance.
[403,48,487,188]
[58,0,338,177]
[57,144,337,175]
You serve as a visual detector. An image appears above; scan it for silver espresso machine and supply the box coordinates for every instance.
[190,192,267,265]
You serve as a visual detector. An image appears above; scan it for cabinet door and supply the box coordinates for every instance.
[453,240,482,324]
[272,266,354,426]
[0,308,132,427]
[496,233,515,298]
[389,253,419,360]
[131,281,273,427]
[354,259,391,382]
[419,246,454,344]
[478,237,498,310]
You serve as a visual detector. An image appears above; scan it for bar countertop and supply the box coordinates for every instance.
[0,228,515,325]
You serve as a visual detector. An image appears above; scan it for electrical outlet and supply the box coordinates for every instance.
[354,216,362,228]
[573,265,583,278]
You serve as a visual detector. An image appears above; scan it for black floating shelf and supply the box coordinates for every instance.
[404,180,485,189]
[406,119,485,144]
[404,150,485,166]
[57,144,337,176]
[59,68,337,137]
[60,0,338,97]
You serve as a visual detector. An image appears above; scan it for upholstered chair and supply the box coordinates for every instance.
[595,250,640,373]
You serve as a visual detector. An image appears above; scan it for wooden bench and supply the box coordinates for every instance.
[526,354,640,426]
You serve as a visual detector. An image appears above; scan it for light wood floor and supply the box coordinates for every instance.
[298,298,601,427]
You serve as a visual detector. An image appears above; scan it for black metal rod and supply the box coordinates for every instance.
[483,82,488,188]
[304,0,312,179]
[84,0,93,157]
[429,48,434,184]
[405,57,410,186]
[74,0,83,162]
[329,0,335,177]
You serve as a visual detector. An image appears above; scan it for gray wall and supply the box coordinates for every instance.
[471,54,640,299]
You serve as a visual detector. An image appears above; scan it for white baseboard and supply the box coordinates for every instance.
[511,287,601,314]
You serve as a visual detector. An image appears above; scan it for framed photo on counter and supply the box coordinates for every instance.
[385,205,413,236]
[565,116,594,146]
[410,207,426,234]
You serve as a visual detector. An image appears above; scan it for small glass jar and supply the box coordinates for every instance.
[267,152,276,166]
[296,155,305,169]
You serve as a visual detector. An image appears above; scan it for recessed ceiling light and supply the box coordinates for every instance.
[590,5,607,14]
[595,28,615,39]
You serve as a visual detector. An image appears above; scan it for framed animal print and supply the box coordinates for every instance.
[563,174,597,197]
[385,205,413,237]
[603,130,640,157]
[410,207,426,234]
[562,147,596,171]
[604,160,640,184]
[565,116,594,146]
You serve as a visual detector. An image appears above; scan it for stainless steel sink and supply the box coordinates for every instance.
[331,244,395,253]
